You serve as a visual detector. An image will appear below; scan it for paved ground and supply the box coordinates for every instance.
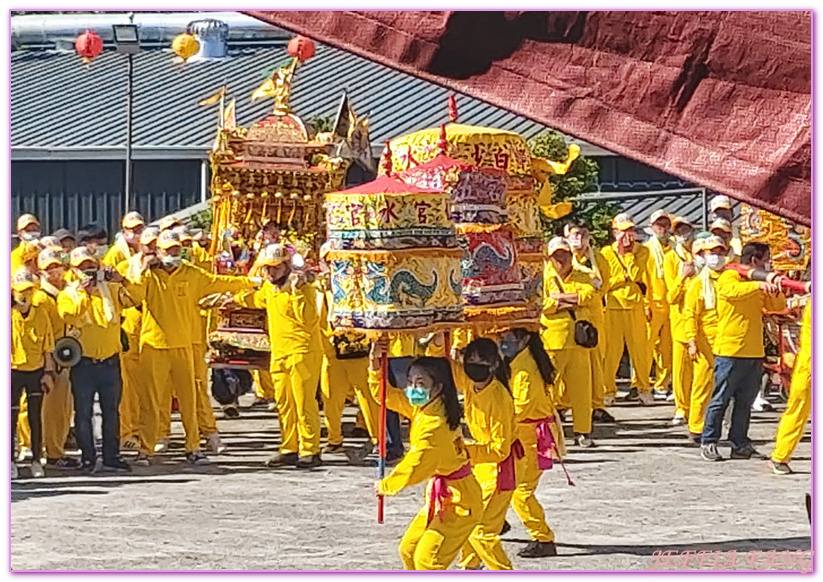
[10,389,812,571]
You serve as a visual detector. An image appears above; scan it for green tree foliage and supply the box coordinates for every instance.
[528,131,617,247]
[188,208,213,232]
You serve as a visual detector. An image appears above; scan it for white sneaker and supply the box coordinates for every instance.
[666,393,676,402]
[752,395,773,412]
[30,460,45,478]
[154,438,170,454]
[671,414,687,426]
[121,436,139,451]
[11,463,18,480]
[603,396,616,407]
[17,447,32,463]
[206,433,227,455]
[267,402,278,412]
[638,391,655,406]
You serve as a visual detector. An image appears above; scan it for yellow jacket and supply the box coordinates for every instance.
[572,249,609,328]
[115,255,145,339]
[12,304,55,371]
[57,281,138,360]
[683,270,721,348]
[509,348,555,423]
[601,242,651,310]
[664,248,695,343]
[102,235,133,268]
[191,245,213,272]
[645,238,673,311]
[237,280,323,361]
[373,378,471,496]
[33,280,67,339]
[452,366,514,465]
[540,263,595,351]
[713,269,787,358]
[132,263,254,350]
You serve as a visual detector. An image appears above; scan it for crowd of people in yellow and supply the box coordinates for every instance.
[9,193,811,570]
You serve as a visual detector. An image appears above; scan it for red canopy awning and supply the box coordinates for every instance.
[245,11,811,226]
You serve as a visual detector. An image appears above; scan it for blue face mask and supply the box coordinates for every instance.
[499,341,521,360]
[405,385,432,407]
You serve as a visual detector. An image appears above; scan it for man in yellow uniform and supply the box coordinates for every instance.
[709,195,743,258]
[131,231,256,466]
[770,295,811,474]
[12,214,41,273]
[663,217,697,425]
[102,211,146,268]
[541,237,596,447]
[601,214,655,405]
[710,218,739,263]
[682,236,726,441]
[643,210,674,397]
[114,227,159,450]
[700,242,786,461]
[57,247,139,473]
[34,247,79,469]
[236,244,324,469]
[566,222,614,423]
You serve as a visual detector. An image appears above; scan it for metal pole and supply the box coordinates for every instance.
[701,188,708,230]
[125,51,134,213]
[200,160,208,204]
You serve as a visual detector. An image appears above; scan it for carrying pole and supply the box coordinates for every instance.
[377,347,388,523]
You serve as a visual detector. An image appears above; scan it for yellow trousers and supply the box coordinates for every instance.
[271,352,323,458]
[398,475,484,570]
[138,345,199,454]
[17,371,73,459]
[119,339,141,441]
[772,350,811,463]
[549,348,593,434]
[157,343,216,440]
[671,340,693,418]
[645,308,672,391]
[458,463,514,570]
[510,424,558,543]
[687,337,714,435]
[255,370,276,399]
[320,356,378,445]
[591,338,606,410]
[604,308,652,395]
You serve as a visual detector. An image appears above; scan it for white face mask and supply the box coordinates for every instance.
[694,255,706,270]
[21,231,40,242]
[706,254,725,271]
[94,245,109,259]
[161,255,182,267]
[675,234,693,245]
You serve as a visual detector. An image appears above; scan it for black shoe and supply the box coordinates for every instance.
[701,443,723,462]
[320,427,328,439]
[730,445,768,460]
[351,427,370,439]
[517,541,558,558]
[80,460,95,473]
[264,452,299,467]
[100,458,132,473]
[592,409,616,423]
[223,405,240,419]
[296,454,322,469]
[500,520,511,536]
[46,457,80,470]
[575,434,595,448]
[624,387,639,401]
[250,398,270,408]
[64,428,78,451]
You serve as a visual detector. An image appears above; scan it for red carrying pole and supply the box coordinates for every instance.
[377,349,388,524]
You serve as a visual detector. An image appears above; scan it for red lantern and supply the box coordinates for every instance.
[75,30,103,64]
[287,35,316,62]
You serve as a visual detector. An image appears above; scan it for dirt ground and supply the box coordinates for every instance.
[10,390,812,571]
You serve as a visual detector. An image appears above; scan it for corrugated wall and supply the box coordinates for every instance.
[11,159,203,239]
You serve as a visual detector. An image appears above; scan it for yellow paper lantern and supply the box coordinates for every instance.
[172,33,199,62]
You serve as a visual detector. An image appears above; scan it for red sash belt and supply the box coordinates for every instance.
[427,463,473,526]
[496,439,525,492]
[522,416,575,486]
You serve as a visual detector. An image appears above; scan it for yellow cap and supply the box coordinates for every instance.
[710,218,733,233]
[122,211,146,229]
[650,209,670,225]
[547,236,572,256]
[140,227,160,245]
[37,247,63,270]
[159,215,182,232]
[701,234,728,252]
[11,268,37,292]
[672,216,694,229]
[173,225,193,244]
[16,214,39,231]
[70,246,98,268]
[38,235,59,249]
[611,213,636,231]
[257,243,289,267]
[709,195,732,212]
[157,230,182,250]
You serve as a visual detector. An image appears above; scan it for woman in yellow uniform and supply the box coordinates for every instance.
[370,346,483,570]
[11,268,56,479]
[499,327,565,558]
[454,338,516,570]
[771,296,811,474]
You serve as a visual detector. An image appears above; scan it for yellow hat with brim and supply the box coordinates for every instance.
[140,227,160,245]
[70,246,98,268]
[710,218,733,233]
[38,248,63,270]
[709,195,732,212]
[611,213,636,231]
[122,211,146,229]
[11,268,37,292]
[17,214,39,231]
[258,243,289,267]
[157,230,182,250]
[672,216,694,229]
[650,209,670,225]
[159,215,182,232]
[701,235,728,252]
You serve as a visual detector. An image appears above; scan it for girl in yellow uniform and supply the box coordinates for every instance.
[455,338,516,570]
[370,348,483,570]
[499,327,567,558]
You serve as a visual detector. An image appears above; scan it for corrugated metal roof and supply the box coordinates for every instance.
[11,43,614,155]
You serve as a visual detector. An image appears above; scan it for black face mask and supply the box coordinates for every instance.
[464,363,492,383]
[273,274,289,287]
